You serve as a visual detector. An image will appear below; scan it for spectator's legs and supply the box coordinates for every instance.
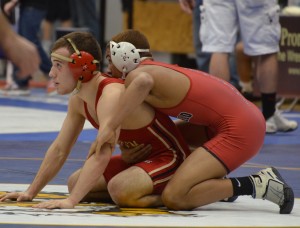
[254,53,278,120]
[193,0,210,72]
[70,0,100,42]
[209,53,230,81]
[236,42,253,93]
[14,7,51,88]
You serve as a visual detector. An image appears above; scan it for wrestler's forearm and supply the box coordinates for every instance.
[68,145,111,205]
[110,74,153,130]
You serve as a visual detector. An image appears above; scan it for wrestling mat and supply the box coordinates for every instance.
[0,184,299,227]
[0,90,299,227]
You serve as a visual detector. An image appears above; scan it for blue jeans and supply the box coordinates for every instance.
[70,0,100,42]
[193,0,210,72]
[14,6,51,88]
[193,0,239,86]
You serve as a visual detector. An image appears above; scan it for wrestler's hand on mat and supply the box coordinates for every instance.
[120,144,152,164]
[33,198,75,209]
[0,191,33,202]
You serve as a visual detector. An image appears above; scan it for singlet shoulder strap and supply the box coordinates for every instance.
[83,77,123,129]
[83,102,99,129]
[94,77,124,110]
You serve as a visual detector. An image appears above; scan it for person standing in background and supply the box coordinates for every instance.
[0,10,40,78]
[41,0,72,55]
[200,0,298,133]
[178,0,210,73]
[178,0,240,88]
[1,0,52,96]
[70,0,100,42]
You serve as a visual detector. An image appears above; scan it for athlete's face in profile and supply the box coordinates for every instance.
[49,48,77,95]
[105,47,123,79]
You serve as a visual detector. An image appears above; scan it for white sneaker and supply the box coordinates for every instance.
[266,120,277,134]
[266,110,298,133]
[0,83,30,96]
[250,167,294,214]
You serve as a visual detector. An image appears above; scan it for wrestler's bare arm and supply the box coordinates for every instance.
[0,96,85,202]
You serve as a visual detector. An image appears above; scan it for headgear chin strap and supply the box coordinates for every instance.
[51,38,99,83]
[110,41,149,78]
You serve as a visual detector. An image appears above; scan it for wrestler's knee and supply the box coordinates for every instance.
[67,169,81,193]
[162,185,190,210]
[108,179,132,207]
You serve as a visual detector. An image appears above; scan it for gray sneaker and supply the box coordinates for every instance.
[250,167,294,214]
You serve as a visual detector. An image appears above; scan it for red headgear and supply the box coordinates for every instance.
[51,38,99,83]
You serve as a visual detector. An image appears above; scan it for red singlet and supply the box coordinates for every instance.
[84,77,190,194]
[140,60,265,172]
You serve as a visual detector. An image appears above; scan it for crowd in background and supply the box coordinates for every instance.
[0,0,299,133]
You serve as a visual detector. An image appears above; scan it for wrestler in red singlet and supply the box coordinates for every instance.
[84,77,190,194]
[139,60,265,173]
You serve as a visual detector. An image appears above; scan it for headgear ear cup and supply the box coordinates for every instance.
[69,51,98,82]
[110,41,149,73]
[66,38,99,83]
[51,38,100,83]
